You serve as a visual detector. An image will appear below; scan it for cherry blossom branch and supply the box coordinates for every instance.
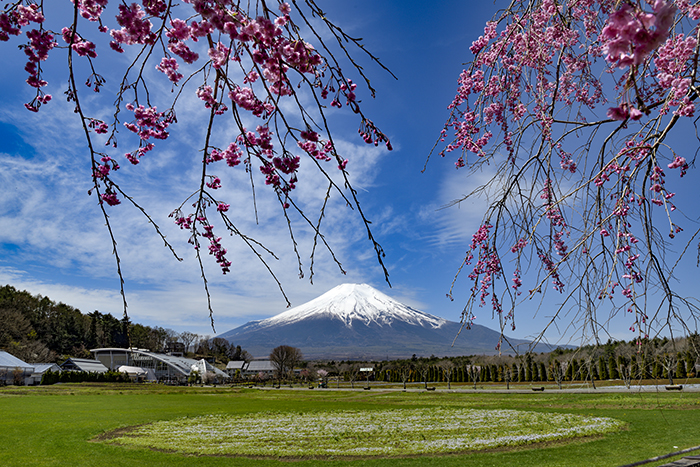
[433,0,700,347]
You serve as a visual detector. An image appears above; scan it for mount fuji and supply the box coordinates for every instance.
[218,283,551,359]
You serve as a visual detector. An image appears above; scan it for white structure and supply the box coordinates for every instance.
[0,351,34,385]
[117,365,156,382]
[91,348,229,383]
[0,351,61,385]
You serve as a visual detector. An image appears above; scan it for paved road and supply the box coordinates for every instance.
[250,383,700,393]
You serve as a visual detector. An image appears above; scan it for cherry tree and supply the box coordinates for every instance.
[0,0,393,329]
[434,0,700,347]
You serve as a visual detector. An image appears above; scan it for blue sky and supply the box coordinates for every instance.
[1,1,698,347]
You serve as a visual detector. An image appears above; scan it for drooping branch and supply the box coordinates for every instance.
[434,0,700,348]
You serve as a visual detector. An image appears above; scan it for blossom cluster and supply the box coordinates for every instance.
[2,4,55,111]
[297,130,334,163]
[155,57,182,84]
[358,118,393,151]
[463,223,503,308]
[601,1,675,68]
[75,0,109,22]
[93,155,119,180]
[24,28,55,90]
[602,1,689,119]
[654,33,698,116]
[196,85,228,115]
[202,224,231,274]
[229,86,273,117]
[208,142,243,168]
[110,3,155,52]
[0,4,44,41]
[123,103,172,141]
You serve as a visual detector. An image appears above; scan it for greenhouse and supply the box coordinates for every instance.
[90,348,229,383]
[0,351,34,385]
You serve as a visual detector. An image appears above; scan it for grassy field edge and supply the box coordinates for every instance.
[1,383,698,467]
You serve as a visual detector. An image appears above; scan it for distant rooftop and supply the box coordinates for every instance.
[0,351,33,370]
[60,358,109,373]
[226,361,246,370]
[246,360,276,372]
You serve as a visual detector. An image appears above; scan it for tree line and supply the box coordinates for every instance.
[0,285,248,364]
[307,337,700,388]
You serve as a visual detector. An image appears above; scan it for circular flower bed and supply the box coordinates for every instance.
[108,407,625,457]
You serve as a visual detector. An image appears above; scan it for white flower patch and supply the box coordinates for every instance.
[109,408,625,457]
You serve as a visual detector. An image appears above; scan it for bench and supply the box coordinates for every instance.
[657,455,700,466]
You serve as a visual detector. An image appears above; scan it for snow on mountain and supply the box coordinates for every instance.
[250,283,447,330]
[218,283,563,359]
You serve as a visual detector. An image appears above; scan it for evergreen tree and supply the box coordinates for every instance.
[608,356,618,379]
[525,354,534,382]
[571,359,580,381]
[87,310,100,349]
[676,354,687,379]
[640,356,649,379]
[685,353,696,378]
[539,362,547,382]
[598,356,608,380]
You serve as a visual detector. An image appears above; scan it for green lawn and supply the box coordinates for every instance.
[1,384,699,466]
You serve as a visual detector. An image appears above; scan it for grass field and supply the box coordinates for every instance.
[1,383,699,466]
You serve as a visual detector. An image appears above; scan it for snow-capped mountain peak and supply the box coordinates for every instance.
[256,283,447,329]
[217,283,555,359]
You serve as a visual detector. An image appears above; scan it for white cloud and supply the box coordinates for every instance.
[418,166,497,247]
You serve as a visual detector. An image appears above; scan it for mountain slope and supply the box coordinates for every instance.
[218,284,551,359]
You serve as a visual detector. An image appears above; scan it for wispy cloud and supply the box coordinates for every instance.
[418,166,497,248]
